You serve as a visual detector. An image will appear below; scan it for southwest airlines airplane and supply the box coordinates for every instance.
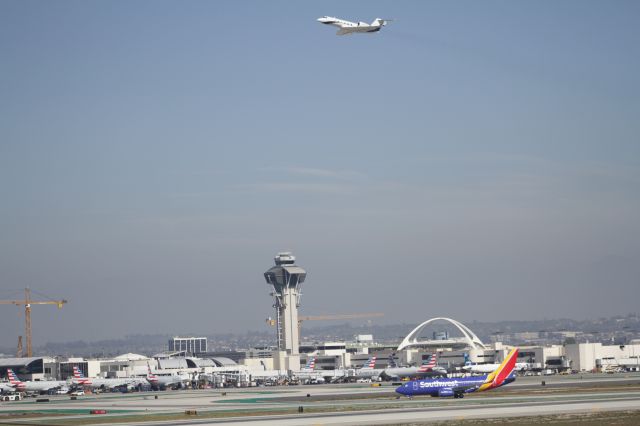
[396,348,519,399]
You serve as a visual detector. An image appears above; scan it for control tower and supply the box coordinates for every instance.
[264,252,306,355]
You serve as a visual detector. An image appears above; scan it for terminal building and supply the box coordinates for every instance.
[168,337,208,355]
[1,318,639,390]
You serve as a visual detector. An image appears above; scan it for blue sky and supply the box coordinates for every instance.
[1,1,639,344]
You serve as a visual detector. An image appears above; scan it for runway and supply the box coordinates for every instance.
[0,373,638,425]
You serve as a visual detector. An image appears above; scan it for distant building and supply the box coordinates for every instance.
[168,336,207,354]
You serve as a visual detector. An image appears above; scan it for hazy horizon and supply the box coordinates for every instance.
[1,1,639,345]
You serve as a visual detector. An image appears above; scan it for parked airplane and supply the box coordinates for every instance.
[396,348,519,398]
[462,353,529,374]
[146,363,187,389]
[317,16,390,36]
[355,355,384,380]
[72,366,141,391]
[6,369,67,393]
[0,382,15,393]
[381,353,447,381]
[294,357,326,383]
[301,357,316,372]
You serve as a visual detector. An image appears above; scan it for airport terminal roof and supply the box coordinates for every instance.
[189,358,216,368]
[0,357,42,368]
[159,358,188,369]
[211,357,237,367]
[114,353,148,361]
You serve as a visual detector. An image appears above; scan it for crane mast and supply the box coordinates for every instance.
[0,288,67,357]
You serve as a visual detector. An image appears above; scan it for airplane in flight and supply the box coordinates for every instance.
[396,348,519,398]
[145,363,188,390]
[6,369,67,393]
[317,16,390,36]
[381,353,447,381]
[462,353,529,374]
[72,366,142,391]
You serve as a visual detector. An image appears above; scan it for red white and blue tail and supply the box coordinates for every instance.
[418,353,437,372]
[304,357,316,370]
[7,369,25,390]
[7,369,22,385]
[73,366,91,385]
[147,362,158,383]
[362,356,377,369]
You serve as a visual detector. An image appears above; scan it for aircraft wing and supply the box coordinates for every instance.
[438,384,479,397]
[336,28,353,36]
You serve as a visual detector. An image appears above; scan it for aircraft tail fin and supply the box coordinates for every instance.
[482,348,519,389]
[7,369,21,385]
[147,362,158,382]
[418,353,437,372]
[72,366,84,379]
[362,356,377,369]
[388,354,398,368]
[305,357,316,370]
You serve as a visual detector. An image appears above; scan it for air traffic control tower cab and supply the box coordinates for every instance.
[264,252,306,355]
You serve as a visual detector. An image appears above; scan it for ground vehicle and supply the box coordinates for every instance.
[70,390,84,396]
[1,394,23,401]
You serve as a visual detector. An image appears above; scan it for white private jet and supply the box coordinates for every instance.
[317,16,390,36]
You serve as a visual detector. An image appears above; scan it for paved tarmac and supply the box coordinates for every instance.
[0,372,638,425]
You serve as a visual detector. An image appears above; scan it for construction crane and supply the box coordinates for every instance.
[266,312,384,329]
[0,288,67,357]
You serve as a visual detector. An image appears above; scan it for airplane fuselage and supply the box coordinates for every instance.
[13,380,67,392]
[463,362,528,374]
[382,366,447,380]
[355,368,385,379]
[317,16,386,35]
[75,377,139,390]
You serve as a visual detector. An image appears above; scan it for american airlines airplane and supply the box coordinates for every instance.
[0,382,15,393]
[317,16,390,36]
[72,366,141,391]
[6,369,67,393]
[146,363,188,389]
[354,355,384,380]
[294,357,326,383]
[381,353,447,381]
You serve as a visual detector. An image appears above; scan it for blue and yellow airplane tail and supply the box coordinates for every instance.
[479,348,519,391]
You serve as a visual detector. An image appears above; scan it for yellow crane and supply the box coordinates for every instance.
[266,312,384,330]
[0,288,67,357]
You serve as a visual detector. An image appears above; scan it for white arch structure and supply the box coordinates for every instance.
[397,317,486,351]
